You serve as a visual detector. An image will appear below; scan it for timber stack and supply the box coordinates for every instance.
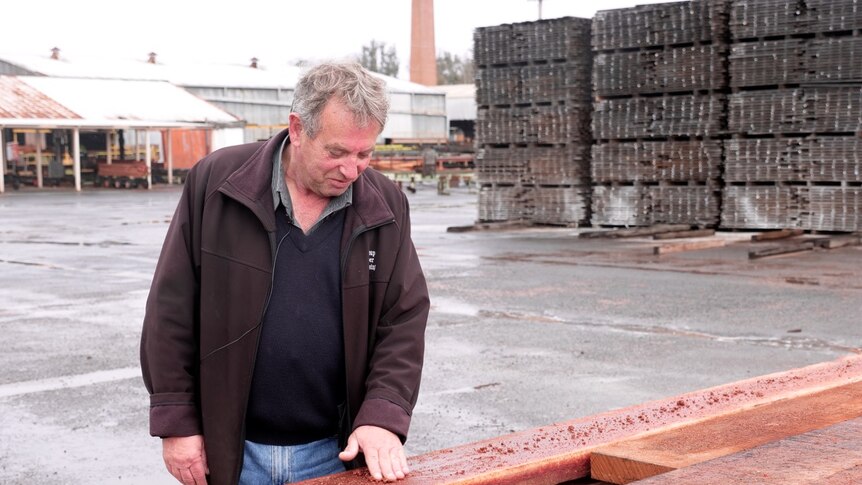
[723,0,862,232]
[474,17,593,225]
[590,0,729,227]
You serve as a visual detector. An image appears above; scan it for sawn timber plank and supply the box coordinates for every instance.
[590,381,862,484]
[631,416,862,484]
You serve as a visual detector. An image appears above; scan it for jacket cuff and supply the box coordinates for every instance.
[149,393,202,437]
[353,398,411,443]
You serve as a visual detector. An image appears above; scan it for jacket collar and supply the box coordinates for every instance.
[219,128,394,233]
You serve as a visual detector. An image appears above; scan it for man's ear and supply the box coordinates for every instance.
[288,113,303,144]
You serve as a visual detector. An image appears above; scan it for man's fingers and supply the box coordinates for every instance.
[338,434,359,462]
[365,451,383,481]
[190,462,208,485]
[163,435,206,484]
[391,448,407,478]
[178,467,196,485]
[377,448,396,481]
[398,448,410,475]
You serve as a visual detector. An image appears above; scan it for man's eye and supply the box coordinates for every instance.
[328,150,345,158]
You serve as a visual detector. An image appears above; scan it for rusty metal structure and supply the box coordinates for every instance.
[590,0,730,227]
[474,17,593,225]
[723,0,862,232]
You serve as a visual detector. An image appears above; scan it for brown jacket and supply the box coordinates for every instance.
[140,130,429,484]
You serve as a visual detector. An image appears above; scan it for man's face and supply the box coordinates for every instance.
[289,99,379,198]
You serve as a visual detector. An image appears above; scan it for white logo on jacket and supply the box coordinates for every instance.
[368,250,377,272]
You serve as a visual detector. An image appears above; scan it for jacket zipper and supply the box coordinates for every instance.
[338,217,395,456]
[234,229,285,483]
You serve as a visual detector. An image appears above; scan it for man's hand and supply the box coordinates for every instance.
[163,435,209,485]
[339,425,409,481]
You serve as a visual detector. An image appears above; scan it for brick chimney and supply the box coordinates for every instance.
[250,57,259,69]
[51,47,60,60]
[147,52,157,64]
[410,0,438,86]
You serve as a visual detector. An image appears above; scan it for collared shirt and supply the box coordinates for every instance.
[271,135,352,234]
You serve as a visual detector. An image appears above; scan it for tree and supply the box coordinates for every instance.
[437,51,475,85]
[358,40,400,77]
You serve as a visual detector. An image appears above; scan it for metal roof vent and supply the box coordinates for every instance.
[51,47,60,60]
[147,52,157,64]
[250,57,259,69]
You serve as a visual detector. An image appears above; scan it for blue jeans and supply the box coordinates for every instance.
[239,437,346,484]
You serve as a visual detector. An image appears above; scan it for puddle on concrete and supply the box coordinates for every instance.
[0,259,61,269]
[432,296,481,317]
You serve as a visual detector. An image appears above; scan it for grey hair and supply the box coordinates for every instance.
[291,61,390,139]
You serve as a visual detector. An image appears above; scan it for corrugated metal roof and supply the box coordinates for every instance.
[0,52,444,95]
[0,52,297,89]
[0,76,81,119]
[0,75,240,128]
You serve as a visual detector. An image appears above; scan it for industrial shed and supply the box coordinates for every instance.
[436,83,476,142]
[0,50,449,144]
[0,74,241,193]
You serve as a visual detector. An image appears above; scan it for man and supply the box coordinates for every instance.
[140,62,429,485]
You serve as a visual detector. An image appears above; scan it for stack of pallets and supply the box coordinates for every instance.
[591,0,730,227]
[724,0,862,231]
[474,17,593,225]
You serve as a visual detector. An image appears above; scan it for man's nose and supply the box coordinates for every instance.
[339,157,360,179]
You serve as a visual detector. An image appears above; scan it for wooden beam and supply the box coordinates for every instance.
[653,239,725,255]
[631,417,862,484]
[751,229,804,242]
[446,221,532,233]
[815,234,862,250]
[580,224,691,239]
[653,229,716,240]
[36,132,43,188]
[749,241,815,259]
[166,129,174,185]
[590,381,862,484]
[145,128,152,190]
[299,356,862,485]
[73,127,81,192]
[105,131,112,165]
[0,127,6,194]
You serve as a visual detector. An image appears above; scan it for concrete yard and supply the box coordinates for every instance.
[0,183,859,484]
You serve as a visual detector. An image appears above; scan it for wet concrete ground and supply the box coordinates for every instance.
[0,183,860,484]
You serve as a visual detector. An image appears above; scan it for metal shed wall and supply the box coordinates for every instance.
[185,86,293,143]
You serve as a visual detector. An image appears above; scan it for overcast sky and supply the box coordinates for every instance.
[1,0,671,77]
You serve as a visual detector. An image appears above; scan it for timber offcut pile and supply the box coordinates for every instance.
[474,17,593,225]
[723,0,862,232]
[591,0,729,227]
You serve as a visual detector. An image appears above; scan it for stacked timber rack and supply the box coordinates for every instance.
[591,0,730,227]
[474,17,593,225]
[723,0,862,232]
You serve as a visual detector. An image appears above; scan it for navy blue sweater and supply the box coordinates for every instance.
[245,206,347,445]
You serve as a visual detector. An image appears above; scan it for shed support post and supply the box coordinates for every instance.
[36,132,43,188]
[106,132,112,165]
[145,129,152,190]
[73,128,81,192]
[166,129,174,185]
[0,127,5,194]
